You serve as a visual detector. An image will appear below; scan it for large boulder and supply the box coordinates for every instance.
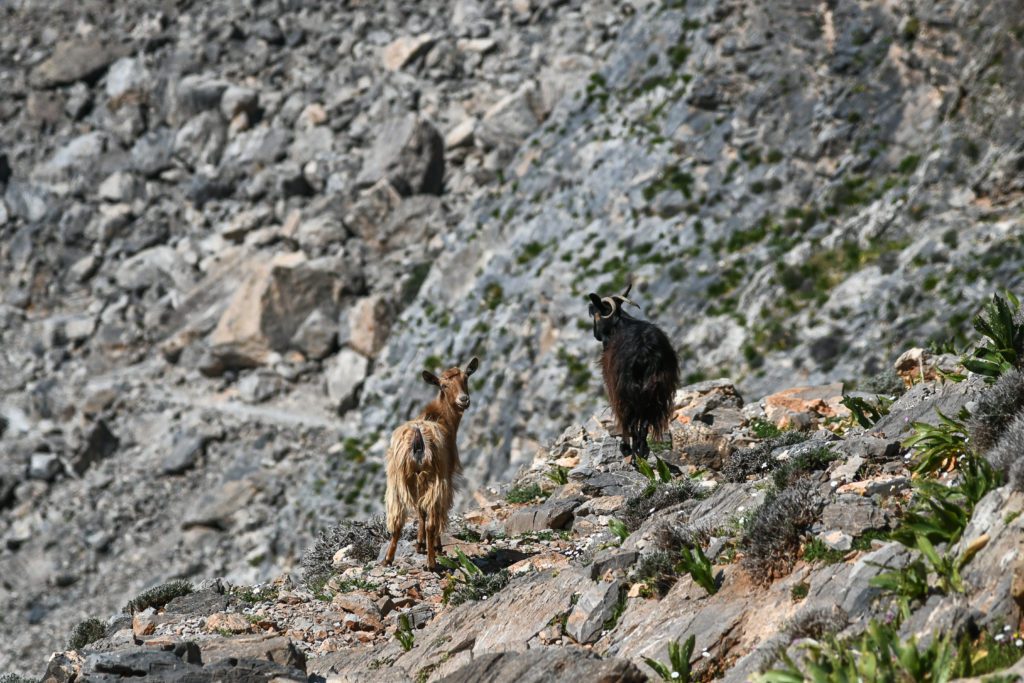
[208,252,352,369]
[30,38,121,88]
[356,114,444,196]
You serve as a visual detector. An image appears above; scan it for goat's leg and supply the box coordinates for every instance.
[634,422,650,459]
[383,488,404,566]
[426,519,438,571]
[415,509,427,554]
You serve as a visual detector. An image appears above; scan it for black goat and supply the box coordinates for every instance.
[587,283,679,459]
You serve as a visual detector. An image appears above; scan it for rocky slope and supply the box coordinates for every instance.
[31,364,1024,681]
[2,0,1024,675]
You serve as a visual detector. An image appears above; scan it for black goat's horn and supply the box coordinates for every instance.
[622,280,632,298]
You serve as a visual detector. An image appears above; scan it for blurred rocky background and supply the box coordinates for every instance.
[1,0,1022,675]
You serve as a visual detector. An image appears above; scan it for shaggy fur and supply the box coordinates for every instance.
[588,287,679,459]
[384,358,478,570]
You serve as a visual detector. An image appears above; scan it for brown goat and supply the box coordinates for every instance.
[384,357,479,570]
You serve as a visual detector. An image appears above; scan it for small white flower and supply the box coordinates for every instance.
[1016,638,1023,648]
[671,672,680,679]
[701,651,711,658]
[1004,625,1012,632]
[995,634,1006,642]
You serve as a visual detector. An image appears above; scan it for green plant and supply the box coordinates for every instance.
[791,582,809,601]
[68,617,106,650]
[506,483,548,503]
[677,544,717,595]
[840,395,893,428]
[760,619,955,682]
[396,614,415,652]
[962,292,1024,381]
[439,549,511,606]
[633,551,677,597]
[644,635,696,682]
[621,480,700,531]
[749,417,782,438]
[635,456,673,484]
[545,465,569,486]
[608,518,630,542]
[122,580,193,615]
[0,675,36,683]
[772,447,838,490]
[802,538,847,565]
[903,409,970,476]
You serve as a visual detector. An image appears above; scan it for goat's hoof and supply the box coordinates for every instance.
[415,544,426,554]
[619,442,632,456]
[382,559,393,567]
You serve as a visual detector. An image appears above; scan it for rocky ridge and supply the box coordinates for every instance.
[32,361,1024,681]
[2,0,1024,675]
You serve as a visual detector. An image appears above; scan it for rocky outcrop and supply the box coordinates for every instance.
[33,377,1024,681]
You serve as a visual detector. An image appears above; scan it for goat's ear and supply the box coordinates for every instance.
[422,370,441,386]
[465,357,480,377]
[588,293,610,315]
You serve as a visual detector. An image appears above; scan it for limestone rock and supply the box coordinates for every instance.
[325,349,370,413]
[356,114,444,196]
[566,579,622,644]
[209,252,345,369]
[382,34,436,71]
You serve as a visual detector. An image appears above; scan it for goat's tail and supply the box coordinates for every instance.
[411,426,425,465]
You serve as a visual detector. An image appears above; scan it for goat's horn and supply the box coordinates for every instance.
[622,280,632,298]
[600,296,618,318]
[613,295,642,312]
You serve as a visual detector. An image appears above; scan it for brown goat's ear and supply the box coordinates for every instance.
[422,370,441,386]
[465,357,480,377]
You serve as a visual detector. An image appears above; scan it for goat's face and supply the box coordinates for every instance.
[587,284,639,343]
[422,357,480,412]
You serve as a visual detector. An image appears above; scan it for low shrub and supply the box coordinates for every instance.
[68,617,106,650]
[301,517,390,593]
[741,479,822,584]
[723,431,808,482]
[123,580,193,615]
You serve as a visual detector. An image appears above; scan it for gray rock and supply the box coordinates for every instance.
[438,646,645,683]
[71,420,119,475]
[29,452,61,481]
[291,309,337,361]
[237,371,286,404]
[589,548,639,580]
[105,56,149,101]
[97,171,142,203]
[221,125,289,167]
[820,496,890,536]
[504,498,580,535]
[356,114,444,196]
[174,112,228,167]
[162,431,207,476]
[221,85,260,120]
[325,349,370,412]
[566,579,622,644]
[131,128,176,177]
[30,38,120,88]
